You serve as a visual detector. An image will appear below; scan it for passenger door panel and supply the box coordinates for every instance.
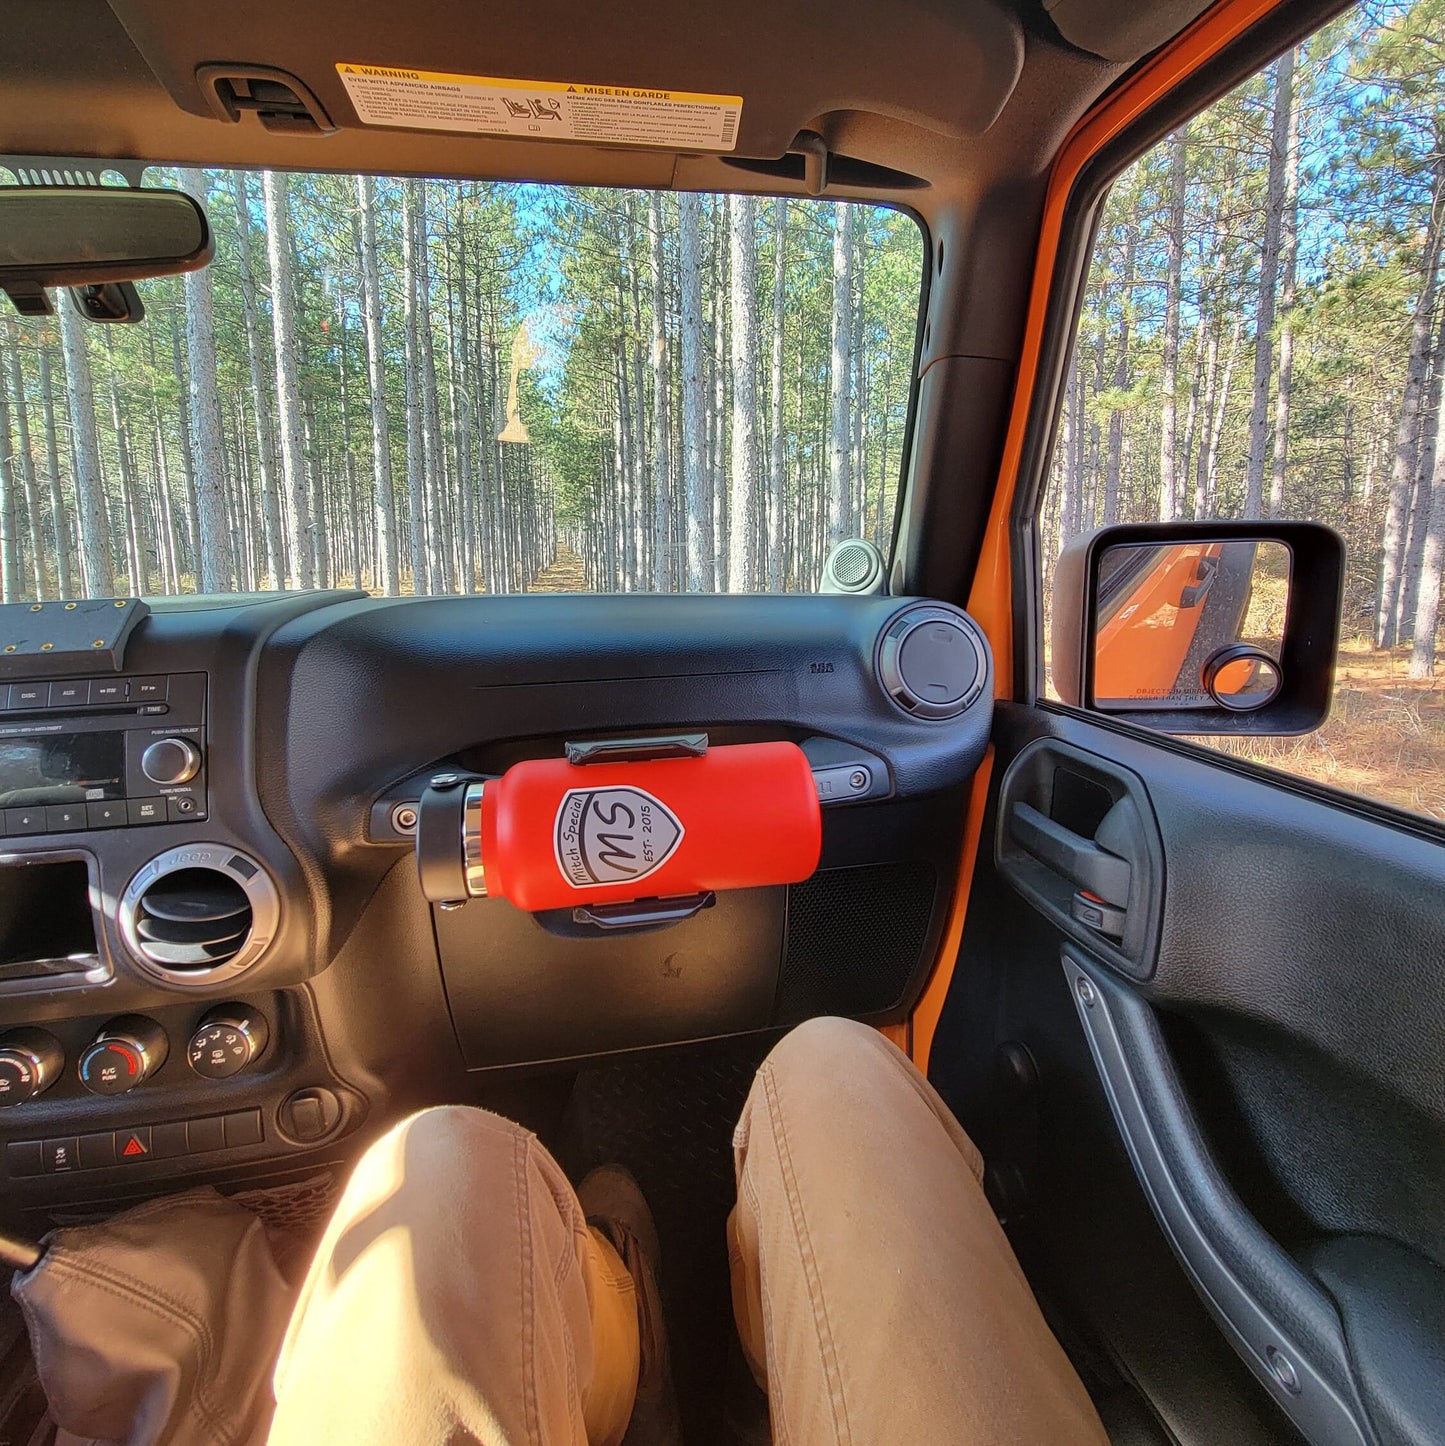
[938,702,1445,1446]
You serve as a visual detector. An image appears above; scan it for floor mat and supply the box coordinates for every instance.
[555,1034,777,1446]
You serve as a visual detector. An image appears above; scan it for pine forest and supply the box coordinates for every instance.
[0,176,921,602]
[1046,0,1445,684]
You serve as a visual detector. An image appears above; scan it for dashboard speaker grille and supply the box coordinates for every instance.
[775,861,937,1025]
[832,542,874,588]
[132,867,253,971]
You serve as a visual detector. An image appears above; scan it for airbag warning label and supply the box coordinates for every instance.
[336,64,742,151]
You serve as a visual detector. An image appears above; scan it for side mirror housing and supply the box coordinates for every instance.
[1051,520,1344,735]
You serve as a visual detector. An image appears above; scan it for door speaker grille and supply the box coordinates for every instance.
[775,861,937,1025]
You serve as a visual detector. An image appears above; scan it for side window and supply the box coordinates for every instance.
[1042,3,1445,825]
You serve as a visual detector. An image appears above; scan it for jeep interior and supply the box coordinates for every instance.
[0,0,1442,1441]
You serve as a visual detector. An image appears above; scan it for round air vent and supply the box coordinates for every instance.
[119,846,279,986]
[876,604,989,720]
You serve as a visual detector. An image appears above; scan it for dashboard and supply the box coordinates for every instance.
[0,589,992,1230]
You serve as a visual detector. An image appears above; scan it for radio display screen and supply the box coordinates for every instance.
[0,732,126,807]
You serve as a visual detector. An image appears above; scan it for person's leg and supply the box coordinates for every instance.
[729,1017,1109,1446]
[268,1106,640,1446]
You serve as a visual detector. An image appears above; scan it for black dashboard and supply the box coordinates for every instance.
[0,589,992,1229]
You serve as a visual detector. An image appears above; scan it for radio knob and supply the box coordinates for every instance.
[0,1029,63,1106]
[141,737,201,786]
[187,1007,269,1080]
[79,1017,167,1096]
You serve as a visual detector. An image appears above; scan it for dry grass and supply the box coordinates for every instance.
[1199,637,1445,822]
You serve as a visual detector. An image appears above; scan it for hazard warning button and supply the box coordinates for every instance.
[118,1128,151,1160]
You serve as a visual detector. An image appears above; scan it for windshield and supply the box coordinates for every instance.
[0,172,923,600]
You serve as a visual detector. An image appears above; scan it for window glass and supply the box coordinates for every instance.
[0,175,923,599]
[1042,0,1445,823]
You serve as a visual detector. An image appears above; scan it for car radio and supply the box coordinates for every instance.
[0,672,206,839]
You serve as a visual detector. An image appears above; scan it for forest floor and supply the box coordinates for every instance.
[1203,638,1445,822]
[528,545,588,593]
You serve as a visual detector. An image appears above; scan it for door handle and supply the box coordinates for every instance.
[1007,802,1132,906]
[1179,553,1218,608]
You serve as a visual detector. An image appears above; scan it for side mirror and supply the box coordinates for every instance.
[0,186,213,316]
[1051,521,1344,735]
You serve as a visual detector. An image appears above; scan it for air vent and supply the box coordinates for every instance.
[120,846,279,986]
[134,869,252,970]
[876,604,989,720]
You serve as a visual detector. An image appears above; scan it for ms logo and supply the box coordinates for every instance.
[553,786,684,888]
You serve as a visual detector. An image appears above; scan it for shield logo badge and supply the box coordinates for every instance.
[553,786,684,888]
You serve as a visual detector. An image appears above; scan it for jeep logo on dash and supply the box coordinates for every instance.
[553,786,683,888]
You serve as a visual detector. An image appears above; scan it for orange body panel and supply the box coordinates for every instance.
[1095,544,1219,702]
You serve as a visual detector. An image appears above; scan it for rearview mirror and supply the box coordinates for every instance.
[0,186,213,316]
[1051,521,1344,735]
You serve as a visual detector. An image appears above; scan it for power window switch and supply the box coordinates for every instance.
[1071,890,1127,941]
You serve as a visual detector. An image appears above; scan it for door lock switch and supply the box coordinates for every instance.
[1071,890,1127,941]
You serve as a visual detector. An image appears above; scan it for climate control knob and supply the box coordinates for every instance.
[0,1029,63,1106]
[141,737,202,787]
[78,1017,168,1095]
[187,1006,269,1080]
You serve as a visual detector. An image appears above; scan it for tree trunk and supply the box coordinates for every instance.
[679,193,711,592]
[232,170,286,590]
[402,181,431,595]
[414,183,452,593]
[728,195,760,590]
[262,170,315,589]
[1058,355,1082,547]
[827,203,854,542]
[1246,52,1294,518]
[354,175,400,596]
[4,319,46,597]
[649,193,671,590]
[168,310,200,581]
[102,333,145,593]
[58,297,115,596]
[1411,370,1445,677]
[1159,130,1187,521]
[1192,313,1220,519]
[768,198,788,592]
[1268,48,1300,519]
[38,345,74,596]
[1379,156,1445,647]
[0,335,19,601]
[1104,226,1137,524]
[178,169,236,592]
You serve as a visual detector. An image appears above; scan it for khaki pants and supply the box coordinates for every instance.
[269,1018,1107,1445]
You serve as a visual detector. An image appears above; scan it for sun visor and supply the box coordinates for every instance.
[104,0,1024,157]
[1044,0,1216,65]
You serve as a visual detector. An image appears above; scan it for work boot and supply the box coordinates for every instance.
[579,1166,681,1446]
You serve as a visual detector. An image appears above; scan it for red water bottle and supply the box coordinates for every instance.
[416,741,822,912]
